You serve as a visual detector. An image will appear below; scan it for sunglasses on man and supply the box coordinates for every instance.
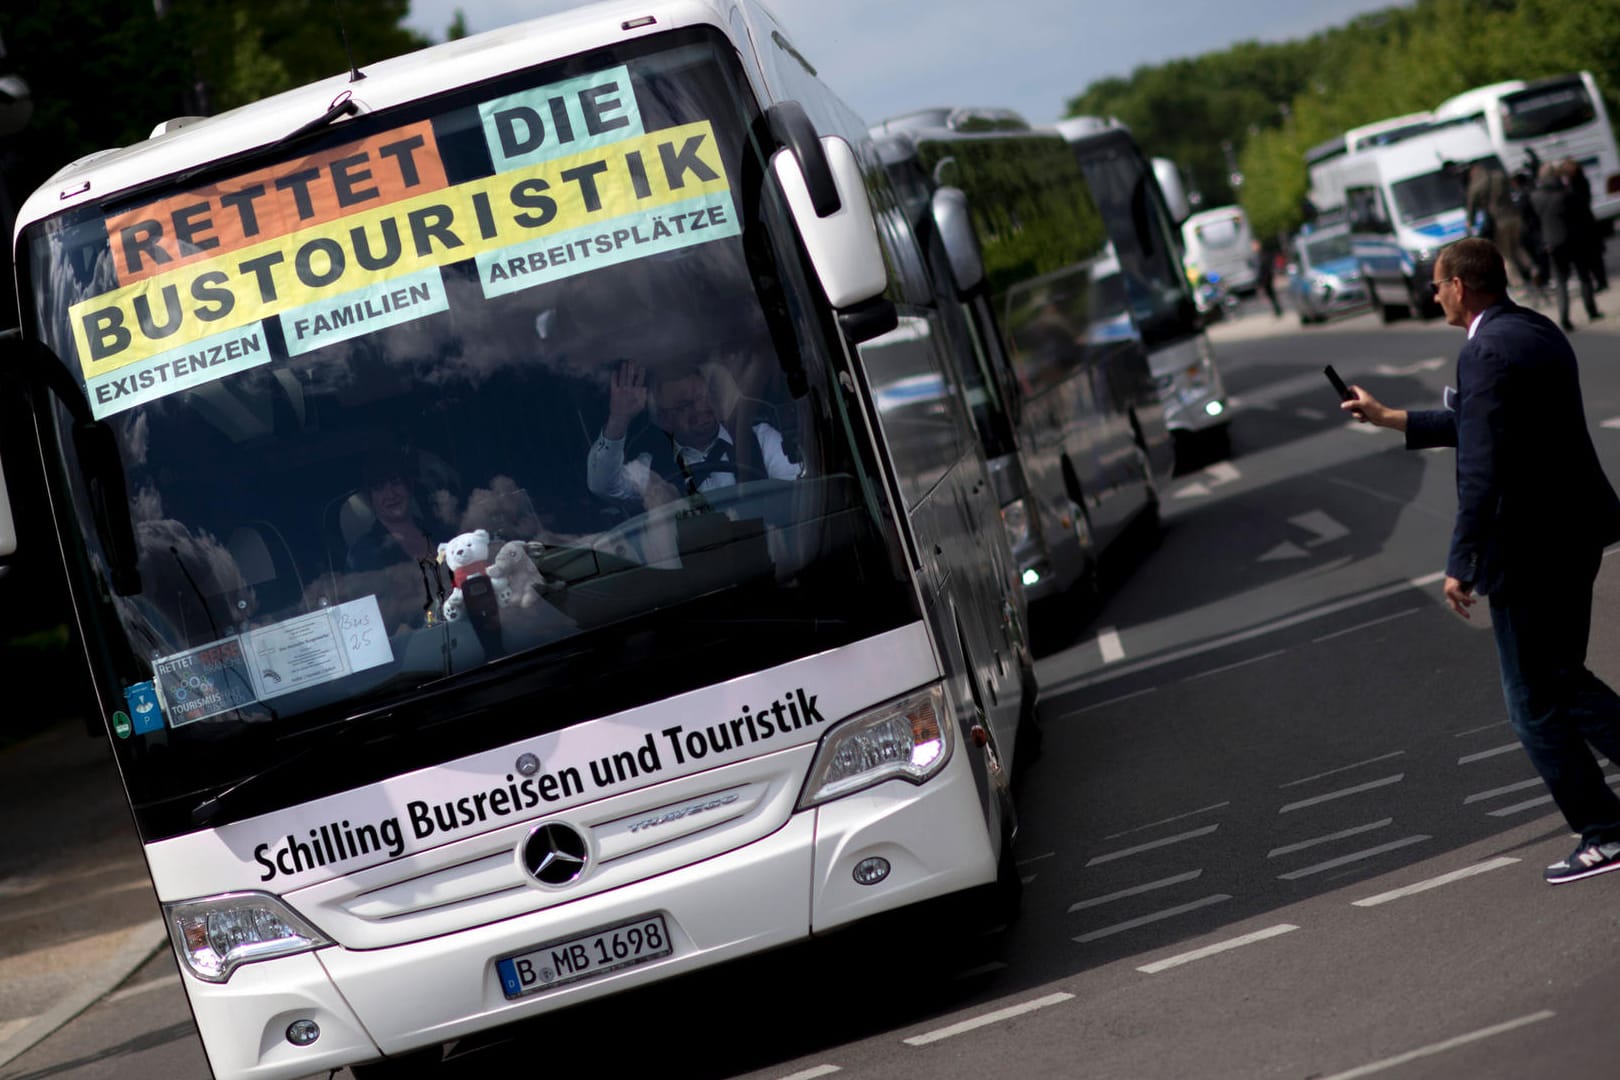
[1428,276,1458,298]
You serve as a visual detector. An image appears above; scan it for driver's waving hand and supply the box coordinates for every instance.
[587,361,803,508]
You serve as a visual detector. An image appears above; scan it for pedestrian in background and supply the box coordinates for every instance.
[1510,165,1549,292]
[1254,235,1282,317]
[1466,162,1535,290]
[1559,157,1608,293]
[1531,162,1602,331]
[1340,237,1620,885]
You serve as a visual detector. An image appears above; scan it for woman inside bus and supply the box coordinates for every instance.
[346,445,440,574]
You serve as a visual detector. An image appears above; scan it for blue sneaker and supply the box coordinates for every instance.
[1544,841,1620,885]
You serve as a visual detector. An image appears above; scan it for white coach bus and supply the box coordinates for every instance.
[869,109,1172,613]
[0,1,1034,1075]
[1434,71,1620,224]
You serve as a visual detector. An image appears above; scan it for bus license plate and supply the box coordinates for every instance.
[496,915,671,998]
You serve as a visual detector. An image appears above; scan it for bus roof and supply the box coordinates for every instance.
[1332,119,1497,184]
[1344,111,1435,151]
[13,0,756,236]
[1305,135,1347,166]
[1434,79,1530,120]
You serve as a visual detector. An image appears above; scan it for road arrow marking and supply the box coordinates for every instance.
[1289,509,1350,546]
[1258,541,1309,561]
[1602,417,1620,429]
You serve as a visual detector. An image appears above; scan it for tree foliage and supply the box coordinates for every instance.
[1064,0,1620,242]
[0,1,429,202]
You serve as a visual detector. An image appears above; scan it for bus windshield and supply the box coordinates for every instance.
[19,30,915,840]
[1502,77,1597,140]
[1390,156,1502,223]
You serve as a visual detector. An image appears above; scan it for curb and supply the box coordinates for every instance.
[0,918,170,1072]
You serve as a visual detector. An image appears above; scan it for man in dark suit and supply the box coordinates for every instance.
[1342,237,1620,885]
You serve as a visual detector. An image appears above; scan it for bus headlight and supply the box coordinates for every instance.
[1000,499,1032,550]
[797,684,952,808]
[163,892,331,983]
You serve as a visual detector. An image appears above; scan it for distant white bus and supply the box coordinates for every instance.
[1181,205,1259,295]
[1434,71,1620,222]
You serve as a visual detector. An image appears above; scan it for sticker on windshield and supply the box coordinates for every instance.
[479,66,644,171]
[279,266,449,356]
[155,638,260,727]
[152,596,394,723]
[124,681,165,734]
[85,323,271,420]
[67,71,739,408]
[245,596,392,700]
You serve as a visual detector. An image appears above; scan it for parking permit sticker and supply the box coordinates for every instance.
[155,638,259,727]
[124,681,165,734]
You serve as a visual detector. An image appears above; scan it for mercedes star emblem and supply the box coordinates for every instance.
[520,822,588,886]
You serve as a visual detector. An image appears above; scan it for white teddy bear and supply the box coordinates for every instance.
[488,539,546,609]
[437,529,492,622]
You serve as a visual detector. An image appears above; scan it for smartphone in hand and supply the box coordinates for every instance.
[1324,364,1354,402]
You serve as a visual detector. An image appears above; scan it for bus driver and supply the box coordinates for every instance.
[586,360,803,509]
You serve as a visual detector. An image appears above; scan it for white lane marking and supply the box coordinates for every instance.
[1602,417,1620,429]
[1097,627,1125,664]
[1346,420,1383,434]
[103,973,182,1005]
[1180,648,1290,682]
[1452,720,1506,737]
[1459,742,1520,764]
[1174,481,1212,498]
[1268,819,1393,858]
[1136,923,1299,974]
[1351,857,1521,907]
[902,992,1075,1046]
[1281,752,1406,789]
[1279,774,1405,813]
[1069,870,1203,913]
[1316,1010,1555,1080]
[1310,606,1422,644]
[1373,356,1448,376]
[1085,824,1219,866]
[1258,540,1309,561]
[1290,509,1350,547]
[1105,801,1230,840]
[778,1066,842,1080]
[1277,835,1430,880]
[1295,407,1327,420]
[1047,572,1448,696]
[1485,771,1620,816]
[1015,851,1056,866]
[1073,894,1232,943]
[1204,461,1241,486]
[1463,778,1544,804]
[1071,686,1157,715]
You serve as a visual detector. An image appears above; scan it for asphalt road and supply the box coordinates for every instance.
[9,293,1620,1080]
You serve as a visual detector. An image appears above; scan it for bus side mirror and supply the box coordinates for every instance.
[768,107,896,344]
[930,186,984,296]
[1152,156,1191,224]
[0,330,141,594]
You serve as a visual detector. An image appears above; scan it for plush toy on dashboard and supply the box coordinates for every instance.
[489,539,546,609]
[437,529,492,622]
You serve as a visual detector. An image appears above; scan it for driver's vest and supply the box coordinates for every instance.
[647,427,765,494]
